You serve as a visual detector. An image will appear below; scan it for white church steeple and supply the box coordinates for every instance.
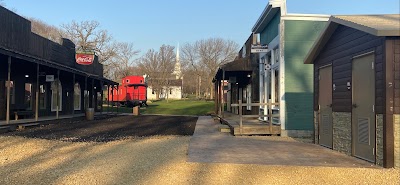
[173,43,182,79]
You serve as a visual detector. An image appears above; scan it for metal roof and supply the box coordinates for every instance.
[304,14,400,64]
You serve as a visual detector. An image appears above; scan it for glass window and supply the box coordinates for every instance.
[97,92,102,110]
[51,80,62,111]
[84,90,89,109]
[25,83,33,110]
[74,83,81,110]
[39,85,46,109]
[5,81,15,105]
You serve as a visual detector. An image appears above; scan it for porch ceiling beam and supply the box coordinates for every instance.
[0,48,118,86]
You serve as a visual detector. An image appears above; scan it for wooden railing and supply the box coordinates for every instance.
[231,100,280,135]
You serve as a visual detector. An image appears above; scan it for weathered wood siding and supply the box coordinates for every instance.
[313,25,385,113]
[0,7,31,53]
[391,38,400,114]
[0,6,103,77]
[260,10,280,45]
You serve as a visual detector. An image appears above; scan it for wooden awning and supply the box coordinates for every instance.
[214,57,252,81]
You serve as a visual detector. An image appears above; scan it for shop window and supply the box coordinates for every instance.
[39,85,46,109]
[84,90,89,109]
[74,83,81,110]
[5,81,15,105]
[97,92,102,110]
[51,80,62,111]
[274,69,279,104]
[25,83,33,110]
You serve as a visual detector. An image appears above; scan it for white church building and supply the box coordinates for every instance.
[147,45,183,100]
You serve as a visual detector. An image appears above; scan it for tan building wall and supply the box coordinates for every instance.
[394,115,400,168]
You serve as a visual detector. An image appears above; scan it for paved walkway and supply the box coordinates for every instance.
[188,116,376,167]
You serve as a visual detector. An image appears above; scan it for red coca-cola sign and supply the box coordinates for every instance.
[76,51,95,65]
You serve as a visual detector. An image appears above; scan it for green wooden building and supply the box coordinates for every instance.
[252,0,329,137]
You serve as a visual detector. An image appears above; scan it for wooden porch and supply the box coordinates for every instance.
[218,101,281,136]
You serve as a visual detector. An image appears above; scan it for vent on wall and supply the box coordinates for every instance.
[322,114,330,135]
[358,118,370,144]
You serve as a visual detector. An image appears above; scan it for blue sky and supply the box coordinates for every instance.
[3,0,400,56]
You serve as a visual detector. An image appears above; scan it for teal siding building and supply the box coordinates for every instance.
[252,0,328,137]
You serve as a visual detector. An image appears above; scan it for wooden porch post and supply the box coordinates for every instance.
[91,78,95,109]
[111,85,114,114]
[268,100,273,134]
[221,70,225,118]
[35,63,39,121]
[85,76,88,110]
[117,84,119,114]
[239,100,243,135]
[214,80,219,115]
[100,81,104,114]
[107,84,110,114]
[72,73,75,116]
[6,56,11,124]
[56,69,60,119]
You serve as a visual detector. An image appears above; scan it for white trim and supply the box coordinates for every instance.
[268,35,280,50]
[252,1,284,32]
[282,16,330,21]
[279,19,286,131]
[283,13,330,20]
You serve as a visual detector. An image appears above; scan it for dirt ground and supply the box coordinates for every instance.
[4,115,197,142]
[0,115,399,185]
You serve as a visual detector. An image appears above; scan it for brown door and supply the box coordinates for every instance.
[352,54,375,162]
[319,66,333,148]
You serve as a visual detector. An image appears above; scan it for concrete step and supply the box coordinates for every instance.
[219,125,231,133]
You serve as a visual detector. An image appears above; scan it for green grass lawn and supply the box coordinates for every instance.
[103,100,215,116]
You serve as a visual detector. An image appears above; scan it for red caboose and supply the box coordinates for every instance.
[108,76,147,107]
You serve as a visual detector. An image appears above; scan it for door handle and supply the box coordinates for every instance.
[352,104,357,108]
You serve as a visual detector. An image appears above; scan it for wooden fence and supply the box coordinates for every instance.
[231,100,280,135]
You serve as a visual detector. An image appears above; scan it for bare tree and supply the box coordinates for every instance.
[61,20,117,78]
[181,38,239,99]
[138,45,176,99]
[108,42,140,81]
[29,17,64,44]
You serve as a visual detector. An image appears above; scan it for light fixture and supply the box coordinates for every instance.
[25,75,29,78]
[236,82,239,85]
[247,74,251,78]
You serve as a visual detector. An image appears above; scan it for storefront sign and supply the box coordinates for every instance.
[46,75,54,82]
[251,44,268,53]
[76,51,95,65]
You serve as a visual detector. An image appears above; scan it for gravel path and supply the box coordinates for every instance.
[0,136,399,185]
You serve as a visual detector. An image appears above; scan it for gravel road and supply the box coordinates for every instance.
[0,136,399,185]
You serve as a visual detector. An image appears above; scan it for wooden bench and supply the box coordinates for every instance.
[14,110,34,120]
